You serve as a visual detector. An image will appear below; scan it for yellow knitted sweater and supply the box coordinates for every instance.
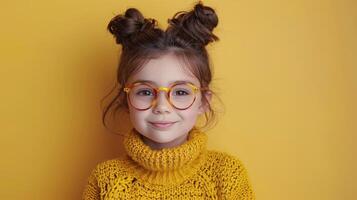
[82,128,255,199]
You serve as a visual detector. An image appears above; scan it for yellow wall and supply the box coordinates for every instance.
[1,0,356,199]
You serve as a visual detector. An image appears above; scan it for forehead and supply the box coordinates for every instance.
[127,54,200,86]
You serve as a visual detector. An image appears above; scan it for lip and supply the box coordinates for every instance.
[149,121,177,129]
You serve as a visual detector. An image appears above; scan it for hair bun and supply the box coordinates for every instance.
[167,2,219,48]
[193,3,218,31]
[107,8,159,47]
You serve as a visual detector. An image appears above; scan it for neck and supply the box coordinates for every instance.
[140,133,189,150]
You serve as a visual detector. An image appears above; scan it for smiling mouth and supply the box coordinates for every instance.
[149,121,177,129]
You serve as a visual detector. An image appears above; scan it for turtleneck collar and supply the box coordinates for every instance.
[123,127,208,185]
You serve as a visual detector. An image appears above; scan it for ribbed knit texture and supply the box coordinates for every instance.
[82,128,255,199]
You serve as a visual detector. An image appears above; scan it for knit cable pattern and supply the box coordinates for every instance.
[82,128,255,199]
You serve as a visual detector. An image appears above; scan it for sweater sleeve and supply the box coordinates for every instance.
[218,152,255,200]
[82,167,100,200]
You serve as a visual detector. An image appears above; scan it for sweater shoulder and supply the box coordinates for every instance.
[204,150,252,181]
[89,156,131,180]
[95,157,126,170]
[83,157,139,200]
[206,150,247,170]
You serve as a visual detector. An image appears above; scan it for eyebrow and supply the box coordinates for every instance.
[131,79,196,86]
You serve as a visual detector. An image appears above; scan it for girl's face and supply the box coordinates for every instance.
[126,53,209,150]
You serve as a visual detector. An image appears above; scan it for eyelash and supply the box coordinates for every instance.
[174,90,189,96]
[137,90,153,96]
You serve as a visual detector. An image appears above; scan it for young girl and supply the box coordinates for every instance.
[83,2,254,199]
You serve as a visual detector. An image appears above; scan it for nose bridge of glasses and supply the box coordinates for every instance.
[155,86,170,98]
[153,86,171,106]
[158,86,169,92]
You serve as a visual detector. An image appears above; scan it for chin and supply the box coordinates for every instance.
[148,132,176,142]
[153,138,175,144]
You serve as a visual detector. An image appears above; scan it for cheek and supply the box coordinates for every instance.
[176,109,200,131]
[128,107,146,127]
[179,103,201,122]
[182,112,199,122]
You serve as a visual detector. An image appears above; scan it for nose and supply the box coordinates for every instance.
[152,91,172,114]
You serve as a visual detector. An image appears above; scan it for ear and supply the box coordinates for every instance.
[198,91,212,115]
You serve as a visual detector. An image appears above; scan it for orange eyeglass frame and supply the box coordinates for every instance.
[123,82,202,111]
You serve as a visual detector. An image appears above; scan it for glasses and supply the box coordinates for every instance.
[123,82,201,110]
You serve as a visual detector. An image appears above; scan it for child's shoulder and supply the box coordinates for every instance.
[95,156,125,168]
[205,150,249,174]
[206,150,246,163]
[88,151,250,179]
[88,156,130,178]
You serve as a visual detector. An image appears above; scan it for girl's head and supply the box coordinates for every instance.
[103,2,220,147]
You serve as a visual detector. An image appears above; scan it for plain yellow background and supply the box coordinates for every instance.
[1,0,356,199]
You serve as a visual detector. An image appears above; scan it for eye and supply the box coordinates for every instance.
[174,90,189,96]
[136,89,153,96]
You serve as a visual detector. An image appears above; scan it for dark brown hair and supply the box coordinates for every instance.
[102,2,221,134]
